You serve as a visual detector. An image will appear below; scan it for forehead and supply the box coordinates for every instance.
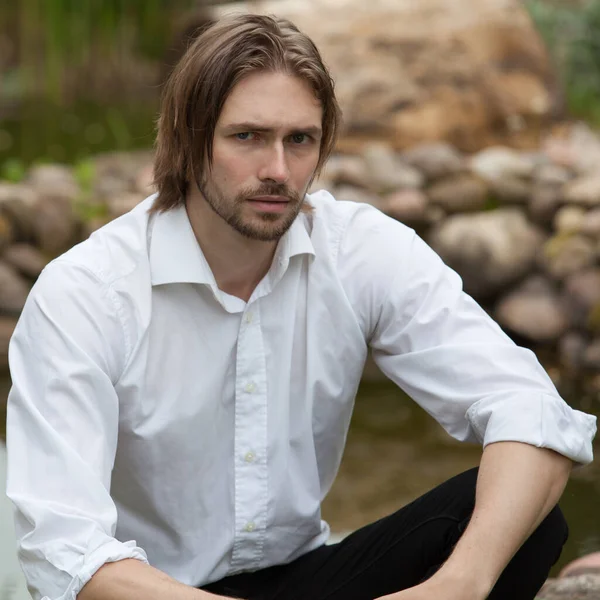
[217,71,322,131]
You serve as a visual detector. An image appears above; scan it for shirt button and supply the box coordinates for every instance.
[245,382,256,393]
[244,451,256,463]
[245,522,256,533]
[245,312,254,324]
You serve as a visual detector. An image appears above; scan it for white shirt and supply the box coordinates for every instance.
[6,191,596,600]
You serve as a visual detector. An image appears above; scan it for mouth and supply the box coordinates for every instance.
[246,195,291,213]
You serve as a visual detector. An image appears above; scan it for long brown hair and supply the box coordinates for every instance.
[151,13,342,213]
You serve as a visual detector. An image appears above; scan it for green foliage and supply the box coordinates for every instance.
[526,0,600,125]
[0,159,26,183]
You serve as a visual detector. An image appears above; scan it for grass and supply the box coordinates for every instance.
[526,0,600,125]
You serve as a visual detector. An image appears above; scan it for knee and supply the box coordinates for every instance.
[529,505,569,564]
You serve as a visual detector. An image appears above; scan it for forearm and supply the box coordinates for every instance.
[436,441,572,598]
[78,559,236,600]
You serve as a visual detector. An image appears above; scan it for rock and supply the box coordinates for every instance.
[563,269,600,329]
[362,143,424,192]
[560,552,600,578]
[0,183,38,242]
[427,174,488,213]
[380,189,429,223]
[0,261,30,316]
[582,340,600,371]
[401,142,465,181]
[529,184,563,227]
[579,208,600,238]
[554,206,587,235]
[2,244,47,279]
[535,163,572,187]
[543,122,600,176]
[0,213,13,253]
[470,146,536,182]
[537,574,600,599]
[334,185,382,208]
[134,163,156,196]
[495,277,568,342]
[490,177,531,204]
[559,332,587,373]
[93,174,131,199]
[563,175,600,207]
[322,154,370,189]
[27,164,80,201]
[106,193,145,219]
[542,234,596,280]
[428,208,544,299]
[212,0,560,151]
[0,316,17,371]
[32,195,78,256]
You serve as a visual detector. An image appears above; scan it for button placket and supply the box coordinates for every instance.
[232,303,268,569]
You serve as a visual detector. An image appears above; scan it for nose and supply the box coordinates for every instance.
[258,143,290,184]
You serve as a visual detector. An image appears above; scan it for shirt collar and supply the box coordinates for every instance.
[149,203,315,287]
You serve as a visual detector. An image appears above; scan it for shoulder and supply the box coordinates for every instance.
[47,195,155,288]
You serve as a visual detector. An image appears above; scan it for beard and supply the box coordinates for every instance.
[196,175,305,242]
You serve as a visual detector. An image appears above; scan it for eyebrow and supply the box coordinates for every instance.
[221,122,323,137]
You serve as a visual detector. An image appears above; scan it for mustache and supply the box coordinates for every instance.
[238,183,301,202]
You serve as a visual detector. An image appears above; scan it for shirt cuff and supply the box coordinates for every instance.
[42,539,148,600]
[466,392,597,465]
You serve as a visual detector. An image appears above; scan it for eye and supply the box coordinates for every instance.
[235,132,255,141]
[290,133,309,144]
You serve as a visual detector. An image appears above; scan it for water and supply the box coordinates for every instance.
[1,376,599,598]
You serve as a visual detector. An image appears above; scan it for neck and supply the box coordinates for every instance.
[185,191,278,302]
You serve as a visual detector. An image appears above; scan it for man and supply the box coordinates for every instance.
[6,13,596,600]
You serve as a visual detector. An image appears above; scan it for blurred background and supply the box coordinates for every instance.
[2,0,600,598]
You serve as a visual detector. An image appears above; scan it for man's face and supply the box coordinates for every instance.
[197,70,323,242]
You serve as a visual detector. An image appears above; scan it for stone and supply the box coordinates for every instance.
[543,122,600,176]
[0,316,17,371]
[489,176,531,204]
[529,184,563,227]
[362,143,424,192]
[380,189,429,224]
[0,183,38,242]
[560,552,600,578]
[2,244,47,279]
[579,208,600,238]
[495,277,568,342]
[563,175,600,207]
[0,213,13,253]
[212,0,559,151]
[401,142,465,181]
[333,185,382,209]
[134,163,156,196]
[0,261,30,316]
[106,193,145,219]
[428,208,544,299]
[583,339,600,371]
[542,234,596,280]
[427,174,488,213]
[27,164,80,201]
[563,269,600,329]
[469,146,536,182]
[32,195,79,256]
[554,206,587,235]
[559,332,587,373]
[535,163,572,187]
[322,154,370,189]
[537,574,600,599]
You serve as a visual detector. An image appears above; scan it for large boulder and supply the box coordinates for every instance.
[428,208,545,299]
[212,0,561,152]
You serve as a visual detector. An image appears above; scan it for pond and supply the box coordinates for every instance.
[1,375,599,598]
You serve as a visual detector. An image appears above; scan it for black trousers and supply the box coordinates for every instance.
[202,468,568,600]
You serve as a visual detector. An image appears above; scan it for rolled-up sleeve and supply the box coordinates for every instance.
[340,204,596,464]
[6,260,148,600]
